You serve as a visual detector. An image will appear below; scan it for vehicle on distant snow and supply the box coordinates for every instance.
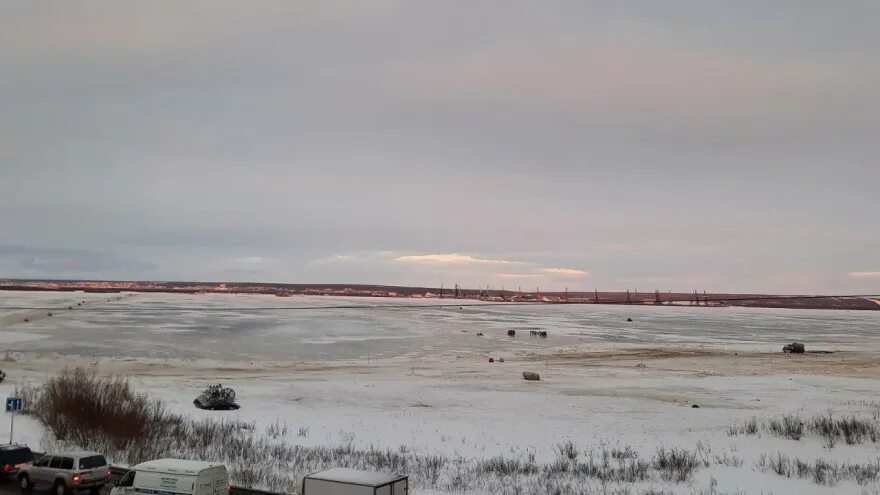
[194,384,239,410]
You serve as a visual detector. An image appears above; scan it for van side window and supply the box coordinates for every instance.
[49,457,62,469]
[34,456,50,468]
[117,471,135,487]
[60,458,74,470]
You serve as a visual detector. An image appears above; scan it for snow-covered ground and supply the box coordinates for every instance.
[1,291,879,494]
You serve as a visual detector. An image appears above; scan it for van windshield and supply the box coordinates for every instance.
[79,456,107,470]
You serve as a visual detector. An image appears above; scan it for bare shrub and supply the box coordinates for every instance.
[844,460,880,485]
[713,452,743,468]
[809,411,837,448]
[765,414,803,441]
[17,368,183,452]
[475,456,539,476]
[836,416,875,445]
[753,452,880,486]
[653,447,698,482]
[768,452,791,477]
[265,420,288,439]
[746,412,880,448]
[555,440,578,461]
[812,458,838,485]
[727,417,758,436]
[610,446,638,460]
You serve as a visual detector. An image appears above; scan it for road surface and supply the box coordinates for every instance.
[0,473,117,495]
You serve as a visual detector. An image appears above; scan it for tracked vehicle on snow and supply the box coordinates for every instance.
[194,384,239,410]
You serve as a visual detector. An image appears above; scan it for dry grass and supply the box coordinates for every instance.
[19,369,878,493]
[755,452,880,486]
[728,411,880,448]
[17,369,720,493]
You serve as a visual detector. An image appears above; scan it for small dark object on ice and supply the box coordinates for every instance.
[691,404,699,409]
[194,383,240,410]
[498,357,505,363]
[523,371,541,381]
[783,342,805,353]
[47,312,53,317]
[0,370,5,383]
[626,318,633,322]
[489,358,495,363]
[23,318,29,322]
[538,330,547,337]
[476,332,484,336]
[507,330,516,336]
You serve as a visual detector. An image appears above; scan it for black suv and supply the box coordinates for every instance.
[0,445,33,476]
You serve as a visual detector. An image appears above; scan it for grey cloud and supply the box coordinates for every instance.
[0,245,158,279]
[0,1,878,293]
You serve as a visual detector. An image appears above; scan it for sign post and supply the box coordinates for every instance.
[6,396,22,444]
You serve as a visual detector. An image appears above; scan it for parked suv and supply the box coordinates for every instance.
[0,444,33,476]
[19,451,110,495]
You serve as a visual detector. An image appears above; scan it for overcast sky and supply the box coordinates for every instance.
[1,1,878,293]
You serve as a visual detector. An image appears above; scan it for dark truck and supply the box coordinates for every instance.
[0,445,33,476]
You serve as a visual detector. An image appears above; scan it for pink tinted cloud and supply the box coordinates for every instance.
[541,268,588,277]
[849,271,880,278]
[395,253,513,264]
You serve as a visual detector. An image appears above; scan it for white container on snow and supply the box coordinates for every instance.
[301,468,408,495]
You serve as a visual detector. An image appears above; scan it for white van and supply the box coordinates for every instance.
[110,459,228,495]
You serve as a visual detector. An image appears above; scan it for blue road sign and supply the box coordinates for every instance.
[5,397,22,413]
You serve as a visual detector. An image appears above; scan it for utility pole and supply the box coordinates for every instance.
[594,288,599,303]
[626,289,631,304]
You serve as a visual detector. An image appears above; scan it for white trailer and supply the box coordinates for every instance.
[301,468,408,495]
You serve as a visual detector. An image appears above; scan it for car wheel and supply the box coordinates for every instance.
[53,480,68,495]
[18,474,32,491]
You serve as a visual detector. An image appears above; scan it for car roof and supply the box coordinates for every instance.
[44,451,104,459]
[0,444,30,451]
[305,468,406,487]
[133,459,224,475]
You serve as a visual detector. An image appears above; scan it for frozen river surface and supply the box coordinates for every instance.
[2,291,880,494]
[0,291,877,362]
